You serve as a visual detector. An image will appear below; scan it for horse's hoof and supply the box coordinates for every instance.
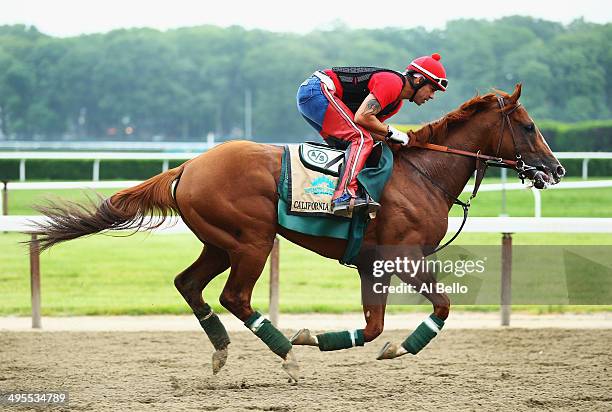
[290,329,318,346]
[212,347,228,374]
[281,350,300,382]
[377,341,400,360]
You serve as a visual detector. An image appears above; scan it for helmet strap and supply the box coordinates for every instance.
[407,75,425,102]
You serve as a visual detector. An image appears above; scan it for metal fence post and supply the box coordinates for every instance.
[269,237,280,326]
[501,233,512,326]
[30,234,42,329]
[582,158,589,180]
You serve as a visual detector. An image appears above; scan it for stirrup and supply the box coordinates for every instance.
[331,196,355,217]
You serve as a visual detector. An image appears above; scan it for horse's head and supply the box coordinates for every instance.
[491,84,565,189]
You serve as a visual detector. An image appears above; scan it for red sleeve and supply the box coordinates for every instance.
[368,72,404,116]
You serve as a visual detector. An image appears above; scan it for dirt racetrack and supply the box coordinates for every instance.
[1,328,611,411]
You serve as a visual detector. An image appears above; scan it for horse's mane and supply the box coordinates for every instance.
[412,89,513,145]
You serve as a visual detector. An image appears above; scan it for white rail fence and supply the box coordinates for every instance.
[1,151,611,181]
[3,215,612,329]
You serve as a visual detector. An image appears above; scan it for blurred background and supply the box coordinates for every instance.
[0,1,610,146]
[0,0,611,317]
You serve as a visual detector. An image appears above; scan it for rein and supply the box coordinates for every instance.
[406,96,532,255]
[409,141,517,168]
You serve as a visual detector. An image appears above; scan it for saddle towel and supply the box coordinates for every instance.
[288,143,344,216]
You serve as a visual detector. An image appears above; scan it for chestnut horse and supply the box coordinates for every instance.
[30,85,564,381]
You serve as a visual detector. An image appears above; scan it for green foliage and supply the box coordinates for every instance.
[0,160,19,180]
[538,119,612,150]
[539,120,612,176]
[0,18,610,142]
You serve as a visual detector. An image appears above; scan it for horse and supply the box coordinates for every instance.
[29,84,564,381]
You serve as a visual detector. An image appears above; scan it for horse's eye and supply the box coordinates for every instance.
[524,123,535,133]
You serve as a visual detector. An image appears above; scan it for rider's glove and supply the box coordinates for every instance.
[385,125,410,146]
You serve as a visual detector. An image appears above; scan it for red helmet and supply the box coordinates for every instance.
[406,53,448,91]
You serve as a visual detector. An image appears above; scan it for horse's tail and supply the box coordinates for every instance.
[29,163,187,251]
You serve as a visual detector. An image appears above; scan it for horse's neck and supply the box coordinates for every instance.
[404,123,491,209]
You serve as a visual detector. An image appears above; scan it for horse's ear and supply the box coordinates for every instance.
[509,83,522,103]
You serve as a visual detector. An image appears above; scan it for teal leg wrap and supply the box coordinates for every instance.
[197,304,230,351]
[317,329,365,351]
[401,314,444,355]
[244,311,292,358]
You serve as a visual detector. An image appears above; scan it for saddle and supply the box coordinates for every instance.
[299,141,384,177]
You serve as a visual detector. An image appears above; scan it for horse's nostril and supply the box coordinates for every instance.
[556,165,566,177]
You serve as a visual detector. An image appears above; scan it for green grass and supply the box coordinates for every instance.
[1,178,611,315]
[1,232,611,316]
[450,175,612,217]
[447,186,612,217]
[5,188,118,215]
[5,178,612,217]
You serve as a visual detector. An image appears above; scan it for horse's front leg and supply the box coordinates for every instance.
[291,258,391,351]
[377,257,450,360]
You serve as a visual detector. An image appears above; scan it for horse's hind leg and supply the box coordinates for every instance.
[174,244,231,374]
[219,245,299,381]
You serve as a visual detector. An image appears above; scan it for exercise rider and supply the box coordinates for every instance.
[296,53,448,216]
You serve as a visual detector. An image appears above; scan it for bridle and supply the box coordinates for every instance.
[490,96,538,184]
[405,95,540,254]
[410,96,538,182]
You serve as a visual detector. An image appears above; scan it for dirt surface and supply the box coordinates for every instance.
[1,329,611,411]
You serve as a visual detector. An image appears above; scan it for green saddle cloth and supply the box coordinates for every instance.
[277,143,393,265]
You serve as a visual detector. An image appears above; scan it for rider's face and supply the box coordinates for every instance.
[413,83,437,105]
